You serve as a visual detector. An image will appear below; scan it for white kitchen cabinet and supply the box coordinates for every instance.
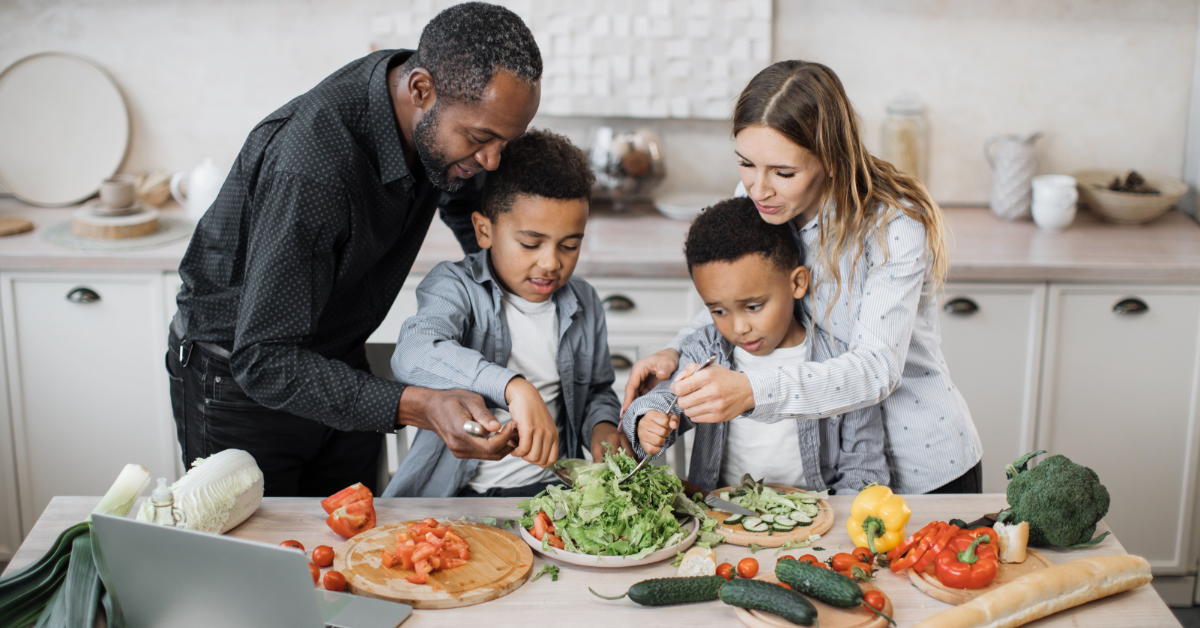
[1037,284,1200,574]
[0,272,179,534]
[0,314,24,561]
[939,283,1046,494]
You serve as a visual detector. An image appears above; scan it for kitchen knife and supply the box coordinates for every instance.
[679,479,757,517]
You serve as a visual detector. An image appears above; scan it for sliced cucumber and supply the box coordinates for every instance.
[720,491,731,502]
[759,514,776,524]
[724,513,744,525]
[772,522,795,532]
[774,514,795,526]
[742,518,769,533]
[789,511,813,524]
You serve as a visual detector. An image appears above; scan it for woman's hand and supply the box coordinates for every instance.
[620,348,680,415]
[589,422,633,462]
[671,363,755,423]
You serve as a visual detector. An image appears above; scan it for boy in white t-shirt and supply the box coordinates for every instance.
[622,197,888,492]
[383,130,628,498]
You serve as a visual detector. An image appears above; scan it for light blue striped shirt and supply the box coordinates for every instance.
[670,199,982,494]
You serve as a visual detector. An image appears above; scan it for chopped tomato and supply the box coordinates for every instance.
[535,512,554,532]
[531,516,549,541]
[312,545,334,568]
[385,519,472,586]
[380,550,399,568]
[323,570,347,592]
[308,562,319,586]
[546,533,565,550]
[326,499,376,538]
[320,483,373,514]
[405,572,428,585]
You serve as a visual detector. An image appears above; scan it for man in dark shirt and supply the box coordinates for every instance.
[167,3,539,496]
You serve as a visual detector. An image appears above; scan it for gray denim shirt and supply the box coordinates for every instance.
[622,322,889,494]
[382,250,621,497]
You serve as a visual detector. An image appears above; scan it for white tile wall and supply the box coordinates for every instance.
[369,0,772,120]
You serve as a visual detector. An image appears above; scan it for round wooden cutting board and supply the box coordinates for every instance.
[707,484,834,548]
[333,520,533,609]
[734,573,892,628]
[907,549,1054,605]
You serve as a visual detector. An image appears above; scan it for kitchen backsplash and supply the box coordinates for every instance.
[0,0,1196,206]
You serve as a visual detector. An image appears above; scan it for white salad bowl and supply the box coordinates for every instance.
[517,516,699,568]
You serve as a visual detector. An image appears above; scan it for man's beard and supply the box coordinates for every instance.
[413,102,465,193]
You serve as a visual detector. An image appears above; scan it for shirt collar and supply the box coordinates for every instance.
[465,250,580,322]
[368,50,416,186]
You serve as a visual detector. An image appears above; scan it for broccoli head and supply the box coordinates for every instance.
[998,451,1111,547]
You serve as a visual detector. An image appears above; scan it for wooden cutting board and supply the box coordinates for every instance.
[707,484,834,548]
[907,549,1054,605]
[734,573,892,628]
[333,520,533,609]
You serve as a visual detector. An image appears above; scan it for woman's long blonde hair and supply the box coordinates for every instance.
[733,60,948,325]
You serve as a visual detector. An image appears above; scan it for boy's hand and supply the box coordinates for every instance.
[621,349,680,416]
[505,377,559,468]
[589,422,633,462]
[636,410,678,455]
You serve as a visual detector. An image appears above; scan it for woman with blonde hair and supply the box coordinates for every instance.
[623,60,982,494]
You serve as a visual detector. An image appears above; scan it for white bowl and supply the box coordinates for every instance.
[655,192,726,221]
[517,516,698,568]
[1073,169,1187,225]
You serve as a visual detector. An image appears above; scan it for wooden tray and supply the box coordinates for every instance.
[708,484,834,548]
[333,520,533,609]
[907,549,1054,605]
[734,573,892,628]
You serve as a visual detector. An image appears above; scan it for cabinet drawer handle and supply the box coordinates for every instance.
[1113,297,1149,315]
[602,294,635,312]
[611,354,633,370]
[66,287,101,303]
[943,297,978,316]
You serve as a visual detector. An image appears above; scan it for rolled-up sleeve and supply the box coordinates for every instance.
[230,171,406,433]
[745,214,927,420]
[390,264,519,408]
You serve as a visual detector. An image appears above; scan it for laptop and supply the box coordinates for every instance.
[91,514,411,628]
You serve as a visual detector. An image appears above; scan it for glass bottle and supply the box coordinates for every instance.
[148,477,184,527]
[881,95,929,184]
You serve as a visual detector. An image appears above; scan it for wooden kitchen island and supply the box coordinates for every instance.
[4,494,1182,627]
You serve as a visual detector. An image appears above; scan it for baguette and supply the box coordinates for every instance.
[677,546,716,577]
[994,521,1028,564]
[913,555,1151,628]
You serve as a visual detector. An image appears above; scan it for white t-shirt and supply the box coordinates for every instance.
[468,291,562,492]
[719,340,809,488]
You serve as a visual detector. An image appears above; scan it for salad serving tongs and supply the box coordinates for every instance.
[616,354,719,485]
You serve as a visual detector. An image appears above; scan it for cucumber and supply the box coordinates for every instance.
[789,511,812,524]
[719,579,817,626]
[759,514,776,524]
[774,514,795,526]
[743,519,769,533]
[724,513,744,525]
[590,576,728,606]
[772,522,795,532]
[775,559,864,608]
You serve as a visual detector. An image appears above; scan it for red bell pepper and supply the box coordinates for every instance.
[326,498,377,538]
[320,483,373,514]
[934,534,999,589]
[890,521,945,572]
[913,523,960,573]
[956,527,998,545]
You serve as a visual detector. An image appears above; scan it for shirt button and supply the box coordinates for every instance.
[215,376,222,383]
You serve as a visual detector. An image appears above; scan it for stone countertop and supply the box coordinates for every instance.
[1,197,1199,283]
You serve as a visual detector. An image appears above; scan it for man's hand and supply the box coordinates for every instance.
[396,387,516,460]
[505,378,559,468]
[635,410,677,455]
[671,363,755,424]
[589,422,633,462]
[620,348,680,416]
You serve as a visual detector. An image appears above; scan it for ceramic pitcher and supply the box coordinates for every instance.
[170,158,225,222]
[985,132,1042,221]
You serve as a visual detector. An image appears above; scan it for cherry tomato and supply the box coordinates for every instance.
[312,545,334,568]
[778,582,793,590]
[280,540,305,552]
[864,590,887,612]
[798,554,820,565]
[737,557,759,579]
[716,563,734,581]
[851,546,874,562]
[831,552,857,572]
[849,561,873,574]
[323,570,347,592]
[777,555,796,561]
[308,562,319,585]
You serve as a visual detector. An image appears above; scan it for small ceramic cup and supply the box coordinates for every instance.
[1031,174,1078,232]
[99,174,137,209]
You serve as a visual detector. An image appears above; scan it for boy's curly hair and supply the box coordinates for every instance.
[684,197,801,273]
[481,129,594,220]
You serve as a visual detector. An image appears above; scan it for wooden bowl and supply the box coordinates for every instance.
[1074,169,1187,225]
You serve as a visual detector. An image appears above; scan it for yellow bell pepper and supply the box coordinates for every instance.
[846,484,911,554]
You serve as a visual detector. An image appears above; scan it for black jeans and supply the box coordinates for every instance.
[927,460,984,494]
[456,480,563,498]
[166,332,382,497]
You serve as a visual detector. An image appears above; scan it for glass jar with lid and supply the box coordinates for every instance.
[880,95,928,184]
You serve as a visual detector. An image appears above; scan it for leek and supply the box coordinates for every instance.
[0,464,150,628]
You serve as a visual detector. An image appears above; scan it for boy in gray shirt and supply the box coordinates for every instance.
[383,130,626,498]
